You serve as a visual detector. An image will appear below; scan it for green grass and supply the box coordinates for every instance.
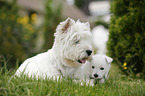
[0,64,145,96]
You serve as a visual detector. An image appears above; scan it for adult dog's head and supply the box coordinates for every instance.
[53,18,93,67]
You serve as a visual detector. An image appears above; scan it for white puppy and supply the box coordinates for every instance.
[15,18,93,79]
[89,55,113,84]
[68,54,113,86]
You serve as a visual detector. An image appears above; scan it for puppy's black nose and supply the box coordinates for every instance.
[94,74,98,78]
[86,50,92,56]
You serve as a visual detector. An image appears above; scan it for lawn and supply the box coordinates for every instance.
[0,63,144,96]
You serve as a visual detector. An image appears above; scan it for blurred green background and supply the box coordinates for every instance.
[0,0,63,69]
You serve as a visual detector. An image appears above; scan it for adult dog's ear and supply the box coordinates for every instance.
[62,17,75,32]
[105,56,113,64]
[85,22,90,28]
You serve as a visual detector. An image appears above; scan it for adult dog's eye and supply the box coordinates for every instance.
[100,67,104,70]
[75,40,79,44]
[92,66,95,69]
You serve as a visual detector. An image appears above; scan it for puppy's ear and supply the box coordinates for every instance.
[105,56,113,64]
[62,17,75,32]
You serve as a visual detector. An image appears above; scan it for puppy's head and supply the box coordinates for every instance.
[90,55,113,80]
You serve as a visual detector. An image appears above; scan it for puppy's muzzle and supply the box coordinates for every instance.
[94,74,98,78]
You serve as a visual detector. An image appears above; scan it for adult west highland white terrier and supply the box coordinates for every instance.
[15,18,93,79]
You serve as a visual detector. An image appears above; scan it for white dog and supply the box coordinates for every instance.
[15,18,93,79]
[89,54,113,84]
[70,54,113,86]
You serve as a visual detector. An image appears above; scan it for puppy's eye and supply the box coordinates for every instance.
[92,66,95,69]
[75,40,79,44]
[100,67,104,70]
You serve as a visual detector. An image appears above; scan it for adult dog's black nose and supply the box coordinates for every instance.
[94,74,98,78]
[86,50,92,56]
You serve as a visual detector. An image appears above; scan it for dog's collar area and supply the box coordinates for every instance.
[65,59,82,67]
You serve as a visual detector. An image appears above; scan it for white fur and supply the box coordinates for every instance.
[66,61,92,85]
[15,18,93,79]
[71,54,113,86]
[90,54,113,84]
